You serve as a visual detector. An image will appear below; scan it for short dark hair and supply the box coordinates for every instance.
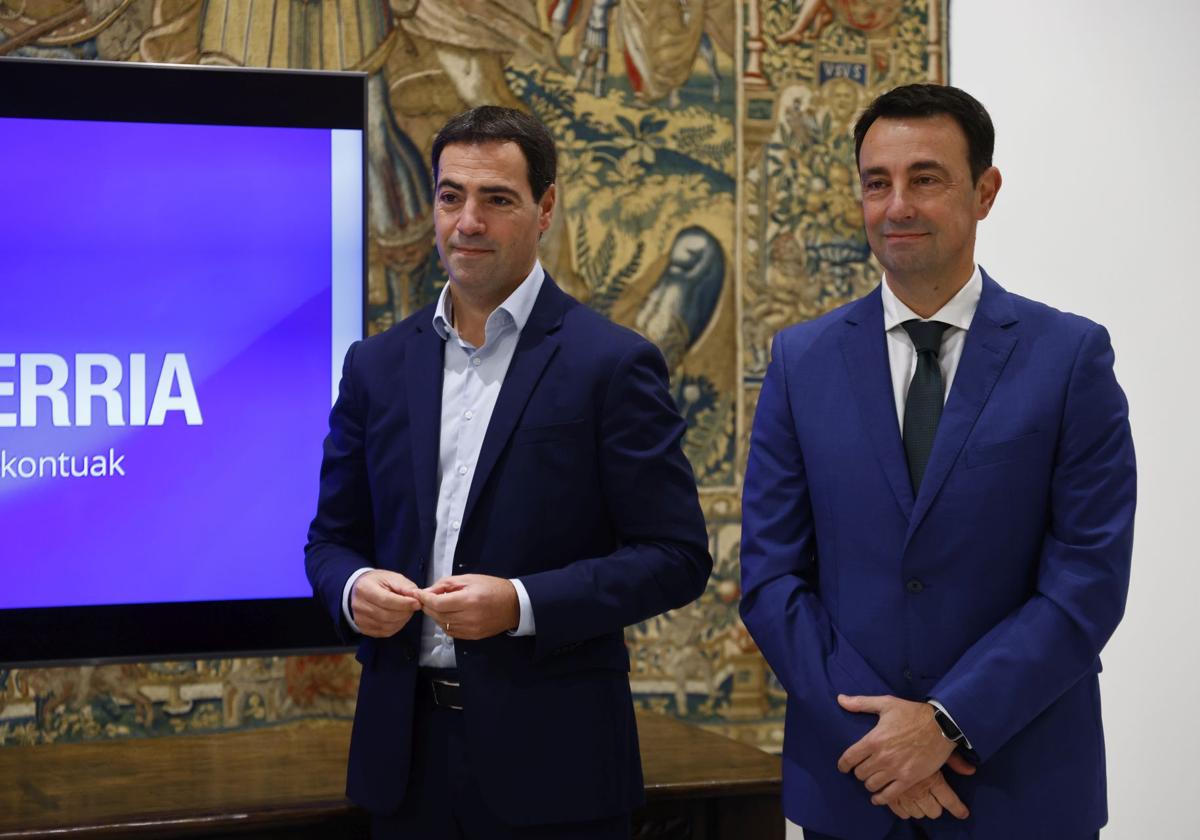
[431,106,557,200]
[853,84,995,183]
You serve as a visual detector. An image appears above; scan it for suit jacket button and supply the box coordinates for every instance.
[402,647,414,661]
[903,668,913,681]
[906,578,924,593]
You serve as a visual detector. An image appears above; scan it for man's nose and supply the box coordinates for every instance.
[885,185,917,222]
[457,198,485,235]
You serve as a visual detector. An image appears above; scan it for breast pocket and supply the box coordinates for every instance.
[511,418,589,446]
[965,430,1045,469]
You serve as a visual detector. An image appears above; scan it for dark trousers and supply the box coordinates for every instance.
[370,670,630,840]
[804,824,931,840]
[804,827,1100,840]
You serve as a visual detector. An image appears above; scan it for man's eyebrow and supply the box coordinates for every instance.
[434,178,521,199]
[860,160,952,180]
[478,185,522,198]
[909,160,951,174]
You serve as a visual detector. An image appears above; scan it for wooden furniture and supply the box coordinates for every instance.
[634,711,783,839]
[0,710,781,839]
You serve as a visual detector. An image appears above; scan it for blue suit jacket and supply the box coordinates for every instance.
[740,271,1135,839]
[305,276,711,825]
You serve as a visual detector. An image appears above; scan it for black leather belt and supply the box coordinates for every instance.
[420,669,463,710]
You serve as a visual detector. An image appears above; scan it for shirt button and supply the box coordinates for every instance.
[451,520,461,530]
[471,357,482,367]
[906,578,924,593]
[457,465,468,476]
[463,410,473,420]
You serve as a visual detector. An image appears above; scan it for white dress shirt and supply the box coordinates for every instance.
[342,262,544,667]
[880,265,982,749]
[881,265,982,431]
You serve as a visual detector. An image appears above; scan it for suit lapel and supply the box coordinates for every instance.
[839,287,915,518]
[461,278,567,527]
[905,271,1019,540]
[405,321,445,555]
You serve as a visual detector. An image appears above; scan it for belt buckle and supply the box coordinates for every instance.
[431,679,462,710]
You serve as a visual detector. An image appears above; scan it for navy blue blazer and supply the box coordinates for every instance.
[305,275,711,825]
[740,271,1135,839]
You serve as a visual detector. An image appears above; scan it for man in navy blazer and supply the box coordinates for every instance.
[306,106,711,838]
[740,85,1135,839]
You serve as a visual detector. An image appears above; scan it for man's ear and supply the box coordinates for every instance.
[538,183,557,233]
[975,166,1002,220]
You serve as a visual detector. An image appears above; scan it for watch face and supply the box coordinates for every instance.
[935,709,963,741]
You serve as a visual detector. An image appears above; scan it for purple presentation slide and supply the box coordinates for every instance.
[0,117,336,609]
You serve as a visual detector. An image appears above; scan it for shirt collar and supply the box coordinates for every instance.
[432,260,546,341]
[880,265,982,332]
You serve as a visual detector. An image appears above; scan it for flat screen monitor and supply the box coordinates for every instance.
[0,57,365,665]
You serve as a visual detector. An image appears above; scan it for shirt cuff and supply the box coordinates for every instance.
[342,567,374,635]
[507,578,536,636]
[928,697,973,750]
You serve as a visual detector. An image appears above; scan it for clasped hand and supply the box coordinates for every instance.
[836,694,975,821]
[350,570,519,640]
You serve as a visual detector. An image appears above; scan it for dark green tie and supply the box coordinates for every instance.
[902,320,951,493]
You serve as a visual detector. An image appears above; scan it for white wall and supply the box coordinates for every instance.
[786,3,1199,836]
[952,2,1200,836]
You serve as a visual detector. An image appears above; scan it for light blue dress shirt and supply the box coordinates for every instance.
[341,263,544,667]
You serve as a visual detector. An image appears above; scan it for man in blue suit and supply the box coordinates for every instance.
[740,84,1135,838]
[306,106,711,839]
